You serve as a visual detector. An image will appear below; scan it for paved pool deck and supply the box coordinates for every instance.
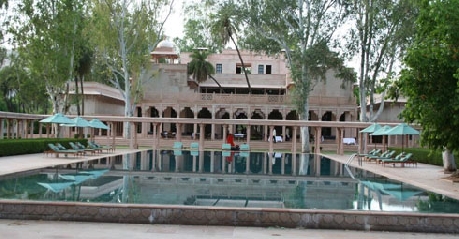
[0,150,458,237]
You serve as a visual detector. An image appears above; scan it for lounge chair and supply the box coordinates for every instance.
[190,150,199,156]
[77,142,102,154]
[358,148,381,158]
[239,143,250,151]
[88,142,114,152]
[173,142,183,149]
[47,143,82,158]
[70,142,97,155]
[367,150,395,162]
[222,143,232,150]
[190,142,199,150]
[380,153,416,167]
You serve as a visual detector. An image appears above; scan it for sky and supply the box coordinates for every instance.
[163,0,186,39]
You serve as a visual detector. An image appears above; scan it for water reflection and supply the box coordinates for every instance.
[0,150,458,213]
[108,150,341,177]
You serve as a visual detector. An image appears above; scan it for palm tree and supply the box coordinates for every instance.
[210,3,252,93]
[188,50,223,92]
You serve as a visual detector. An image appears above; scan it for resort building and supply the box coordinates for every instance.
[134,40,358,142]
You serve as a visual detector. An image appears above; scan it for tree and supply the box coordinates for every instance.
[173,2,219,53]
[10,0,89,115]
[241,0,354,153]
[400,0,459,173]
[89,0,173,138]
[345,0,418,123]
[188,50,222,92]
[210,1,252,92]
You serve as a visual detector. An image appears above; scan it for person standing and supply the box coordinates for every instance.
[273,128,277,143]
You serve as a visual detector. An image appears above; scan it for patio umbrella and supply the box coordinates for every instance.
[385,123,420,151]
[62,117,90,128]
[371,125,392,151]
[37,181,75,193]
[360,123,382,133]
[360,123,382,149]
[40,113,74,124]
[89,119,110,130]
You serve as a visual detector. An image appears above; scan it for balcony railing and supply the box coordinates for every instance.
[143,92,355,107]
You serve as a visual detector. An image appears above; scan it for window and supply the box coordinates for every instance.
[216,64,222,74]
[236,63,251,74]
[258,64,264,74]
[266,65,272,74]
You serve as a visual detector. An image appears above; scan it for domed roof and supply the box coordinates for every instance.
[157,39,175,49]
[150,38,179,61]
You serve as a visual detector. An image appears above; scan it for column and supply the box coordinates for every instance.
[211,105,216,140]
[268,125,274,154]
[282,125,286,142]
[292,126,297,154]
[176,123,182,142]
[199,123,204,151]
[0,119,4,139]
[246,125,251,145]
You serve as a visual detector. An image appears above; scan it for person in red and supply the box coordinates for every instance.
[226,132,239,150]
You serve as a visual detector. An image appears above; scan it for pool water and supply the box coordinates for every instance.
[1,149,458,213]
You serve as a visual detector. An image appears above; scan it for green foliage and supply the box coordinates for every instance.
[0,138,88,156]
[400,0,459,152]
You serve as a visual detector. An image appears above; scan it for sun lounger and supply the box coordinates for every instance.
[47,143,82,158]
[239,143,250,151]
[76,142,102,154]
[190,142,199,150]
[88,142,114,152]
[367,150,395,162]
[222,143,232,150]
[70,142,97,155]
[380,153,416,167]
[173,142,183,149]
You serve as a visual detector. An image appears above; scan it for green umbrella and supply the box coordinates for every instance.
[371,126,392,150]
[40,113,74,124]
[385,123,420,151]
[360,123,382,133]
[62,117,90,128]
[89,119,110,130]
[360,123,382,149]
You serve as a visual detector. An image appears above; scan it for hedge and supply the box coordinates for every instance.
[0,138,88,157]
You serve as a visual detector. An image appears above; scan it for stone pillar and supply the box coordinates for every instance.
[268,125,274,154]
[314,127,322,154]
[246,125,251,145]
[152,123,159,150]
[292,126,297,154]
[282,125,286,142]
[142,107,148,138]
[222,125,228,145]
[199,123,204,151]
[211,105,216,140]
[176,123,182,142]
[0,119,4,139]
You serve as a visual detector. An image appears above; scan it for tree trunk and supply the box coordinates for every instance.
[442,149,457,174]
[208,74,223,92]
[80,75,85,116]
[229,33,251,93]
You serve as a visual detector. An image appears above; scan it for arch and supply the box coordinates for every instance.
[309,111,319,120]
[251,109,266,119]
[180,107,194,136]
[162,106,177,133]
[321,111,337,139]
[268,109,283,137]
[198,107,212,137]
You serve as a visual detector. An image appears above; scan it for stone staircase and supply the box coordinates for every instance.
[93,137,358,152]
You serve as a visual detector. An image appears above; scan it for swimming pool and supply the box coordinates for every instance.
[0,149,458,213]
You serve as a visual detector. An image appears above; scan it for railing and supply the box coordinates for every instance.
[145,92,355,106]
